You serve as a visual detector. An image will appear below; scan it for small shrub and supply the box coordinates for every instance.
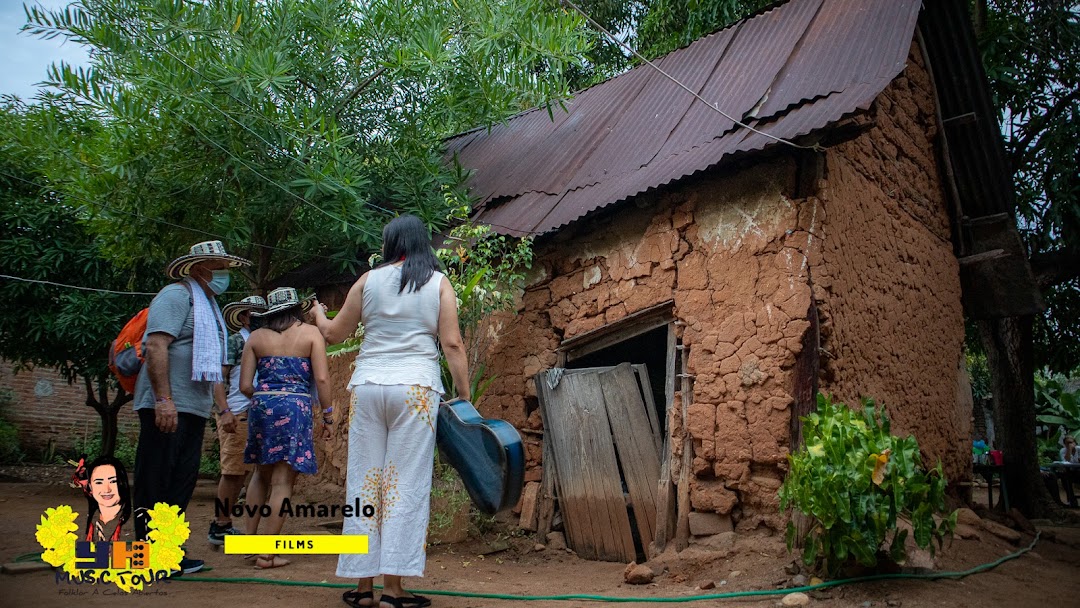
[0,418,24,464]
[428,450,471,544]
[200,434,221,477]
[0,387,24,464]
[779,393,956,576]
[70,427,138,471]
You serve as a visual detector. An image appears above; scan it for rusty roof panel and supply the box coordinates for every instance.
[446,0,924,236]
[658,0,823,160]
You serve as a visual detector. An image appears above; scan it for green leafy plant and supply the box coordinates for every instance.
[1038,427,1064,466]
[0,387,24,465]
[0,419,24,465]
[1035,372,1080,465]
[428,449,472,544]
[70,425,138,470]
[1035,371,1080,436]
[434,203,533,403]
[965,350,992,402]
[779,394,956,577]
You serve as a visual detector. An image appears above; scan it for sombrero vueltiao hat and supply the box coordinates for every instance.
[252,287,315,317]
[222,296,268,332]
[166,240,252,280]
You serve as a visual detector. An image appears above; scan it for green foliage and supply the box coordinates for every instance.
[0,420,23,465]
[966,350,992,402]
[18,0,592,287]
[1035,372,1080,431]
[636,0,771,59]
[71,427,138,471]
[977,1,1080,373]
[428,449,471,543]
[433,203,534,402]
[1038,428,1063,467]
[201,438,222,478]
[779,394,956,577]
[436,203,535,330]
[1034,371,1080,461]
[0,104,158,389]
[0,388,24,465]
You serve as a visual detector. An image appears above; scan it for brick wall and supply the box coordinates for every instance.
[0,361,139,457]
[0,361,219,459]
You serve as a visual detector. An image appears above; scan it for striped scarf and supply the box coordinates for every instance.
[186,278,227,382]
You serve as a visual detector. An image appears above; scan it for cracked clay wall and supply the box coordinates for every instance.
[477,41,969,533]
[812,44,970,488]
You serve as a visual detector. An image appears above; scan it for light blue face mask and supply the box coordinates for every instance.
[208,269,231,295]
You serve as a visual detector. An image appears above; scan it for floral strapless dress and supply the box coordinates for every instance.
[244,356,316,474]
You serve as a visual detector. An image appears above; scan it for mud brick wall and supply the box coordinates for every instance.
[294,353,351,502]
[0,361,140,455]
[476,42,969,533]
[812,44,969,487]
[478,155,815,532]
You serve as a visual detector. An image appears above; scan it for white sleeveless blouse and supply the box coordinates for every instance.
[348,265,445,393]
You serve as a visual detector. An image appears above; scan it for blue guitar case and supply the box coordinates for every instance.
[436,399,525,514]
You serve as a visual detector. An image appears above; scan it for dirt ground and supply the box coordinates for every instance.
[2,465,1079,608]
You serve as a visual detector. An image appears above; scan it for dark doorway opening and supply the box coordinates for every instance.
[566,324,669,437]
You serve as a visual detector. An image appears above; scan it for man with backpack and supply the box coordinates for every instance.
[131,241,251,575]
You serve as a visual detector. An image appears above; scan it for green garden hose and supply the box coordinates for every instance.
[159,531,1041,602]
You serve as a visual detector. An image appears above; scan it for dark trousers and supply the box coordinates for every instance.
[133,409,206,540]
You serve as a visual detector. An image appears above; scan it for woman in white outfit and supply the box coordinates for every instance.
[313,215,469,608]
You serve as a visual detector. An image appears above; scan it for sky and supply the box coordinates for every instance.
[0,0,89,100]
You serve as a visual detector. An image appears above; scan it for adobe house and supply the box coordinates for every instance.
[442,0,1042,561]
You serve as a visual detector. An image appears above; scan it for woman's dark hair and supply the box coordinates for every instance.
[263,307,304,332]
[85,456,131,530]
[381,215,440,293]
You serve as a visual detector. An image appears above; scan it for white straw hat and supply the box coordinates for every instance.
[165,241,252,279]
[252,287,314,317]
[222,296,268,332]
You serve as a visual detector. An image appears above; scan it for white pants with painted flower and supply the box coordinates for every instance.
[337,383,438,578]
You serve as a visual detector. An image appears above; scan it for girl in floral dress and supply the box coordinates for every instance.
[241,287,332,570]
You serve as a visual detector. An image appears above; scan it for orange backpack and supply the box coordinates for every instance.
[109,308,150,394]
[108,282,191,394]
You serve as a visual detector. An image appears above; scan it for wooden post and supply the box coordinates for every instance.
[675,345,693,551]
[535,373,558,538]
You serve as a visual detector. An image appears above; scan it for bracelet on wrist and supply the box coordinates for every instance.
[155,396,173,404]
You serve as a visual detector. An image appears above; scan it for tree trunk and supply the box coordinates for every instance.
[976,315,1053,517]
[83,376,132,459]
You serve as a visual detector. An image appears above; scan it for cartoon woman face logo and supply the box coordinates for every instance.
[91,464,121,512]
[77,456,132,541]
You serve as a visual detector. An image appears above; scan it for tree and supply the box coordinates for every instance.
[6,0,593,455]
[634,0,771,59]
[0,101,159,458]
[973,0,1080,516]
[22,0,592,287]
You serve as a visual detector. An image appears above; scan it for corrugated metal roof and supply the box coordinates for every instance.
[444,0,923,237]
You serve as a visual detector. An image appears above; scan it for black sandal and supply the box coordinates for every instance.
[342,589,375,608]
[380,595,431,608]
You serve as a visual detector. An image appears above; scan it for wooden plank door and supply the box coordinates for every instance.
[536,369,635,561]
[535,365,661,562]
[600,363,662,549]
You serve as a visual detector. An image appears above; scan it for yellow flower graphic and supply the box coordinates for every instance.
[360,464,401,527]
[406,386,435,433]
[146,502,190,574]
[36,505,78,577]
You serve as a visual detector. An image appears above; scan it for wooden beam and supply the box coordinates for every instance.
[560,300,674,361]
[675,348,694,551]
